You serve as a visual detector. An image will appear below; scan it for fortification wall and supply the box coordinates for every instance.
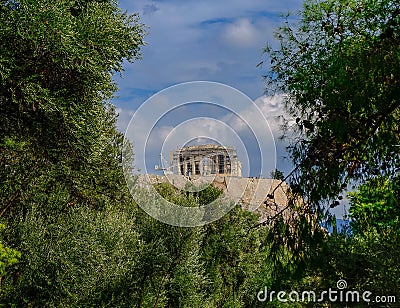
[138,174,290,222]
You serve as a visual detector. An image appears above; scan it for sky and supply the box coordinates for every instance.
[112,0,348,219]
[114,0,301,109]
[113,0,303,171]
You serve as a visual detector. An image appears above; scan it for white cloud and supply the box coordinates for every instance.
[254,94,287,131]
[118,93,293,177]
[220,94,288,136]
[113,0,300,104]
[222,18,262,48]
[116,108,136,132]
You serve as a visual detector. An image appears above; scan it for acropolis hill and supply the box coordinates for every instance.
[141,144,289,222]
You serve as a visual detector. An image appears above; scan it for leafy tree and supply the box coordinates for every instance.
[2,204,142,307]
[279,176,400,307]
[0,0,146,306]
[0,223,20,288]
[346,176,399,296]
[0,0,145,256]
[264,0,400,206]
[134,183,207,308]
[152,182,274,308]
[270,169,285,181]
[0,0,145,220]
[262,3,400,304]
[348,175,400,234]
[200,204,265,307]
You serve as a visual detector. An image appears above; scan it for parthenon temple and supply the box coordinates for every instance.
[170,144,242,177]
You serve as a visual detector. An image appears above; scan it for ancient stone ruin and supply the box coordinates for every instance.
[169,144,242,177]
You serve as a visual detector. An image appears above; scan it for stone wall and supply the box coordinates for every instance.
[138,174,291,222]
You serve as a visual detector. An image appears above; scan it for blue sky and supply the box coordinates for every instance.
[113,0,304,174]
[114,0,303,111]
[112,0,349,218]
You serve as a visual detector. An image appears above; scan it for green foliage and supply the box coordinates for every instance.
[134,183,207,307]
[140,182,294,308]
[133,213,206,308]
[344,176,399,297]
[0,3,145,303]
[153,182,268,307]
[265,0,400,205]
[279,177,400,306]
[0,223,20,279]
[0,0,145,219]
[200,205,266,307]
[348,175,400,234]
[327,231,400,301]
[0,0,147,306]
[261,3,400,302]
[3,204,141,307]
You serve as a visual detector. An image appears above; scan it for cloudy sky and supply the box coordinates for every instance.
[112,0,305,175]
[111,0,348,218]
[114,0,302,112]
